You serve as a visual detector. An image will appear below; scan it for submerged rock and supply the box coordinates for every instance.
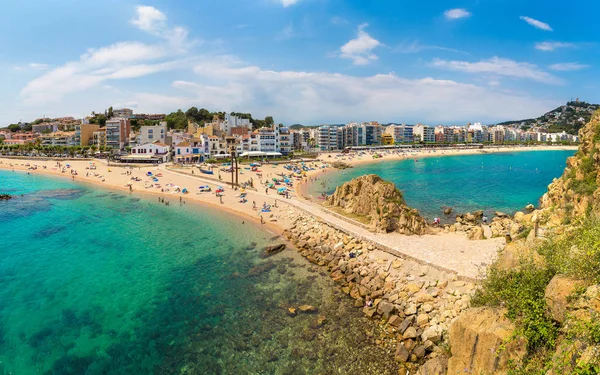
[298,305,318,313]
[262,244,286,257]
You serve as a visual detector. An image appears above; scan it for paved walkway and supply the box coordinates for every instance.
[161,165,504,280]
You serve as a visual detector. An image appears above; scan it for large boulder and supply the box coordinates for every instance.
[417,355,448,375]
[447,307,527,375]
[544,275,585,323]
[326,174,428,235]
[496,242,545,271]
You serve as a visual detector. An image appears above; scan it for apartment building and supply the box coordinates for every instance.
[105,118,131,150]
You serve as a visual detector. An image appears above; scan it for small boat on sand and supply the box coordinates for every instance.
[200,169,214,175]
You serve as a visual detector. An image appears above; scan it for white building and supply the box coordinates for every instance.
[139,122,167,145]
[279,127,291,155]
[258,127,280,153]
[126,141,170,163]
[413,124,435,143]
[318,125,339,151]
[222,113,252,136]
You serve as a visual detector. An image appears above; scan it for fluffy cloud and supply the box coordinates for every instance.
[128,57,557,124]
[444,9,471,20]
[520,16,553,31]
[549,62,589,71]
[339,24,381,65]
[431,57,562,84]
[535,41,574,51]
[20,6,193,104]
[130,5,191,51]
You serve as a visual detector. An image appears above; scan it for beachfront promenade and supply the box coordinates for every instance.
[160,164,504,279]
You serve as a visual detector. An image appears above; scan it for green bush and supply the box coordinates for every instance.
[539,219,600,283]
[471,261,557,352]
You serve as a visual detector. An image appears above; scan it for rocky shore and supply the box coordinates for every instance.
[283,212,477,373]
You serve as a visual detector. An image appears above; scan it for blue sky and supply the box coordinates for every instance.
[1,0,598,125]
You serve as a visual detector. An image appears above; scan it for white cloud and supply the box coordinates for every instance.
[535,41,574,51]
[444,9,471,20]
[520,16,553,31]
[549,62,589,71]
[130,5,192,51]
[131,5,167,34]
[126,56,558,124]
[280,0,301,7]
[339,23,381,65]
[20,46,193,104]
[21,5,195,105]
[431,57,563,85]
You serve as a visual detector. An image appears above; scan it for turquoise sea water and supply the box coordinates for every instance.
[308,150,575,219]
[0,170,397,374]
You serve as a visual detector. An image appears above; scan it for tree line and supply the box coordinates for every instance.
[164,107,276,130]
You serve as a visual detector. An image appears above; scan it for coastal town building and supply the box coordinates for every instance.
[39,131,76,147]
[32,123,60,134]
[221,113,251,136]
[74,124,100,146]
[174,139,205,163]
[413,124,435,143]
[124,142,170,163]
[92,129,106,148]
[139,122,167,145]
[318,125,341,151]
[113,108,133,119]
[105,118,131,150]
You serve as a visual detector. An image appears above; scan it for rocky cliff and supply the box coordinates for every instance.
[541,110,600,227]
[326,174,428,235]
[446,112,600,374]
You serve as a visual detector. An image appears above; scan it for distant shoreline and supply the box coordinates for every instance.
[318,144,577,169]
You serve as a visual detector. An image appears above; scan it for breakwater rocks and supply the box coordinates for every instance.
[0,193,12,200]
[283,213,476,373]
[326,174,428,235]
[445,211,525,241]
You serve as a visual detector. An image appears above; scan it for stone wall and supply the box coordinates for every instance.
[283,213,477,373]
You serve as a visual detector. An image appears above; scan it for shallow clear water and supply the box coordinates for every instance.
[0,170,397,374]
[309,150,575,219]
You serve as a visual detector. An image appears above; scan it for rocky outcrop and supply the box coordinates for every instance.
[326,174,428,235]
[447,307,527,375]
[0,194,12,201]
[541,110,600,226]
[544,275,585,323]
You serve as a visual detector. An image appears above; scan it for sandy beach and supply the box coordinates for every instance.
[3,145,571,278]
[0,153,510,279]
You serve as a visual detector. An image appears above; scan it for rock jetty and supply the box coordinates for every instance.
[284,213,476,373]
[326,174,428,235]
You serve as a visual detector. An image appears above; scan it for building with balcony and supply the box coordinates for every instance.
[75,124,100,146]
[105,118,131,150]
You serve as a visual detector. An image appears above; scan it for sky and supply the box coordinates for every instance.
[1,0,599,126]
